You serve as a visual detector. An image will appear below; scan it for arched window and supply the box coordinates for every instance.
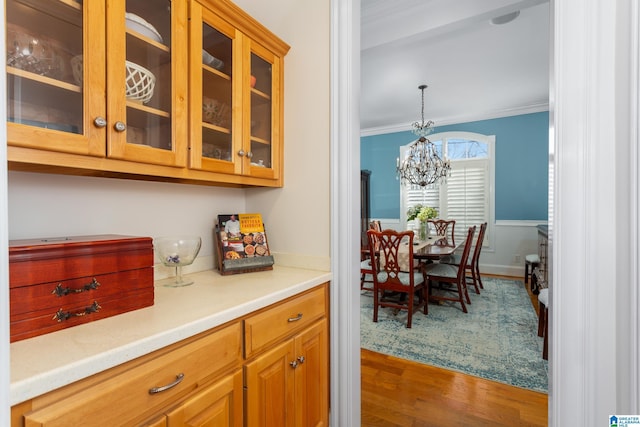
[400,131,495,247]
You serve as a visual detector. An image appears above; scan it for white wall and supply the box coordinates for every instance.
[7,172,247,277]
[236,0,331,271]
[2,1,332,424]
[6,0,332,274]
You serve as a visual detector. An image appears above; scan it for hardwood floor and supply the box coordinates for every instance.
[361,275,548,426]
[361,349,548,426]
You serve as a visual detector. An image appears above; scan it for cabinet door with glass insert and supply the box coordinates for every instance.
[106,0,187,167]
[245,42,281,181]
[189,3,239,175]
[6,0,106,156]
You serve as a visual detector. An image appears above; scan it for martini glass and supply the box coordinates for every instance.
[154,236,202,287]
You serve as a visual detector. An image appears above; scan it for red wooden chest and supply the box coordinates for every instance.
[9,235,154,342]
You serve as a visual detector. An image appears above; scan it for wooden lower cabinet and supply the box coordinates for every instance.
[140,415,168,427]
[166,370,243,426]
[294,320,329,427]
[244,319,328,427]
[11,283,329,427]
[14,322,243,427]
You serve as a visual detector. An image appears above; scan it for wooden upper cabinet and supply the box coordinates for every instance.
[6,0,105,156]
[189,5,239,176]
[6,0,288,186]
[6,0,188,168]
[106,0,188,167]
[189,0,289,184]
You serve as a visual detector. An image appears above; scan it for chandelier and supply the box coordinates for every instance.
[396,85,451,187]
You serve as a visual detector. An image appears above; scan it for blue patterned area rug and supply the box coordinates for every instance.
[360,277,549,393]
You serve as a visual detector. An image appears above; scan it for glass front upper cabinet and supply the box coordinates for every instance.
[6,0,187,167]
[248,49,274,174]
[245,38,282,181]
[189,0,286,181]
[108,0,187,167]
[6,0,93,155]
[201,23,233,162]
[189,4,237,175]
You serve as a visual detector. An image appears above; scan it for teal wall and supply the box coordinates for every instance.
[361,112,549,221]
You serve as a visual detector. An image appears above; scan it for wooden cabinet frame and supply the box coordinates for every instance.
[10,283,329,427]
[6,0,290,188]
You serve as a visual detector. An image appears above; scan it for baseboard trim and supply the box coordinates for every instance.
[480,264,524,278]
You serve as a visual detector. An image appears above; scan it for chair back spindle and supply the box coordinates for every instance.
[366,229,427,327]
[424,226,475,313]
[428,219,456,245]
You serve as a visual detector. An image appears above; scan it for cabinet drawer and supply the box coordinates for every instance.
[11,268,154,316]
[23,322,242,427]
[10,269,154,342]
[244,284,327,358]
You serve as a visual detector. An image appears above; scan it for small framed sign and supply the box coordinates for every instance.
[215,213,274,275]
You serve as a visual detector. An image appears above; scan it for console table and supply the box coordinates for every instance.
[533,225,549,290]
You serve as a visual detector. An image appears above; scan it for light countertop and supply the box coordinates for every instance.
[10,266,332,405]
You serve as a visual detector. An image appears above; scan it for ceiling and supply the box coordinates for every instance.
[360,0,550,133]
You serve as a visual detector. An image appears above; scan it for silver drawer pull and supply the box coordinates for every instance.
[149,373,185,394]
[287,313,303,322]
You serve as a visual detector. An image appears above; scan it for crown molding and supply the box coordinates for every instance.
[360,102,549,137]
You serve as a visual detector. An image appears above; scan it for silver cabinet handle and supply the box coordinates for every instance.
[246,151,253,159]
[290,360,298,369]
[114,121,126,132]
[148,373,184,394]
[93,117,107,128]
[287,313,303,322]
[238,149,246,157]
[297,356,305,364]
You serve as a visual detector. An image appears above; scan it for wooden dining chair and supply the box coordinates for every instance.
[537,287,549,360]
[366,228,427,328]
[360,220,381,291]
[440,222,487,294]
[423,226,476,313]
[428,219,455,245]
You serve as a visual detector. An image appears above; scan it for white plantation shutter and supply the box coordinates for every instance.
[442,159,488,243]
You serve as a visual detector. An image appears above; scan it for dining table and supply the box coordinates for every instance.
[414,235,461,262]
[396,235,461,271]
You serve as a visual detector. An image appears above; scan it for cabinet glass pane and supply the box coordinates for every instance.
[125,0,172,150]
[6,0,83,134]
[202,24,232,161]
[250,54,272,168]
